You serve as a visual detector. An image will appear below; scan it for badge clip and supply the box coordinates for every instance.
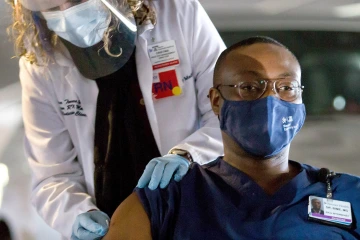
[307,168,353,229]
[318,168,337,199]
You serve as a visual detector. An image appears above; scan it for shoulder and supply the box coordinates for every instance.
[19,43,75,74]
[133,161,215,238]
[135,158,222,206]
[300,163,321,181]
[332,174,360,227]
[19,57,45,77]
[134,161,214,212]
[104,192,151,240]
[300,162,360,191]
[337,172,360,182]
[299,162,320,173]
[135,162,204,198]
[19,57,50,92]
[19,44,76,88]
[19,57,56,93]
[333,172,360,192]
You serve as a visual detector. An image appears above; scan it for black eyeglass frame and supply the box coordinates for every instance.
[214,79,304,102]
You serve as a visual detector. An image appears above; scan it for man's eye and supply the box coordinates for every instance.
[240,83,260,91]
[241,86,253,90]
[241,86,257,92]
[279,86,294,91]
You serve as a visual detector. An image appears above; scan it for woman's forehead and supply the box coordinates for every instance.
[19,0,70,11]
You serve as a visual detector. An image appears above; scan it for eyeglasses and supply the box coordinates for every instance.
[216,78,304,102]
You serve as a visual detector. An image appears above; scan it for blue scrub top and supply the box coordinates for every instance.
[135,158,360,240]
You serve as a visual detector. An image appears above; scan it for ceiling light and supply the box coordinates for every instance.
[334,3,360,18]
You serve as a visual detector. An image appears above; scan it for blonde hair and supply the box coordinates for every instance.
[7,0,156,65]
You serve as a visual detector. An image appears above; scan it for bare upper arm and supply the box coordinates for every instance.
[103,192,152,240]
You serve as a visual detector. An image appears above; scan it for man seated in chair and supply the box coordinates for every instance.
[103,36,360,240]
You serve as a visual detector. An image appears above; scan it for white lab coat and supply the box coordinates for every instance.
[20,0,226,238]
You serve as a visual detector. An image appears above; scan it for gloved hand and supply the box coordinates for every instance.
[137,154,190,190]
[71,210,110,240]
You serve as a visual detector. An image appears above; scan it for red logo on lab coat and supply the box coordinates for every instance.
[152,69,181,99]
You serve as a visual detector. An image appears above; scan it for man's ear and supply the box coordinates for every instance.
[208,88,221,116]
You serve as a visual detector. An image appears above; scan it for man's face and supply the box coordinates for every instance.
[312,199,321,210]
[212,43,302,116]
[208,43,304,156]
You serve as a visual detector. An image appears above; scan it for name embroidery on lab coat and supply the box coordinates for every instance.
[58,99,87,117]
[182,73,193,82]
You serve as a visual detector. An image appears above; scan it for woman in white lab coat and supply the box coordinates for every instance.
[9,0,225,238]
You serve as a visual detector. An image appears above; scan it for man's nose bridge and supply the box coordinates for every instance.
[262,81,277,97]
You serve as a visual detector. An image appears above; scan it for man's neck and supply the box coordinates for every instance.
[222,134,300,195]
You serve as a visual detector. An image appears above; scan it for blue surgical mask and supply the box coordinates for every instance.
[41,0,110,48]
[220,96,306,158]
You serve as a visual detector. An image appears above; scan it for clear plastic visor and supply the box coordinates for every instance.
[19,0,137,33]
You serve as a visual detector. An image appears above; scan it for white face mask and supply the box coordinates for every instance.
[41,0,110,48]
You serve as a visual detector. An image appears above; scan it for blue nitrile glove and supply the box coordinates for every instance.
[71,210,110,240]
[137,154,190,190]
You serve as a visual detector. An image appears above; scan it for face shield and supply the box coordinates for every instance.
[19,0,138,79]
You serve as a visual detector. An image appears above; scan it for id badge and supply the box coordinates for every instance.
[308,196,353,229]
[148,40,183,99]
[148,40,180,70]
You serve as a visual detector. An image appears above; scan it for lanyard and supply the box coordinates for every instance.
[318,168,337,199]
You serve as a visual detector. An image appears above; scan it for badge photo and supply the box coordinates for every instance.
[308,196,353,229]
